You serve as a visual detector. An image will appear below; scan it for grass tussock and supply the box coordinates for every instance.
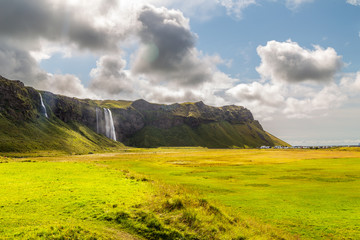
[96,174,293,240]
[0,155,10,163]
[18,225,100,240]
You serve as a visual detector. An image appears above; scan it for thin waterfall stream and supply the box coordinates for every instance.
[39,92,48,118]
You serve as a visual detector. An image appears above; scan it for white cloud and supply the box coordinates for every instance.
[284,84,347,118]
[89,55,135,99]
[227,60,351,120]
[0,0,124,53]
[136,71,233,106]
[0,0,129,98]
[132,5,229,88]
[0,39,91,98]
[256,40,343,83]
[346,0,360,6]
[218,0,257,19]
[226,82,285,107]
[285,0,314,9]
[43,74,95,99]
[30,40,72,62]
[340,72,360,93]
[226,81,286,120]
[0,40,48,86]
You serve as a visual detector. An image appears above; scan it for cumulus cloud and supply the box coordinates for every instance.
[43,74,93,98]
[284,84,347,118]
[0,41,49,86]
[135,71,233,105]
[89,55,134,98]
[226,82,285,108]
[132,5,221,87]
[226,82,286,120]
[136,81,202,103]
[226,80,348,120]
[340,72,360,93]
[29,40,72,62]
[0,0,130,98]
[0,0,120,52]
[0,0,135,99]
[346,0,360,6]
[134,6,194,72]
[256,40,343,83]
[0,40,91,98]
[85,14,233,102]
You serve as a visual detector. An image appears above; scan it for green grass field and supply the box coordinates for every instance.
[1,148,359,239]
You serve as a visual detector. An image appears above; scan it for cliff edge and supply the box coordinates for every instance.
[0,76,289,152]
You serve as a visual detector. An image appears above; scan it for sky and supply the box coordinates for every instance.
[0,0,360,146]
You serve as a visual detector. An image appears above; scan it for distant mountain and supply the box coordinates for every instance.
[0,75,289,153]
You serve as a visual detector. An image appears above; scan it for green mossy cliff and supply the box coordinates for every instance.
[0,76,288,152]
[0,76,124,154]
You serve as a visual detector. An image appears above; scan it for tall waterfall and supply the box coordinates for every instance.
[104,108,116,141]
[39,92,48,118]
[95,107,117,141]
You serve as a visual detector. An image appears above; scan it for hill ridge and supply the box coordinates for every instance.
[0,75,289,152]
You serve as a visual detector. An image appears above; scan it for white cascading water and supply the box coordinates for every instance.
[104,108,116,141]
[39,92,48,118]
[104,108,110,138]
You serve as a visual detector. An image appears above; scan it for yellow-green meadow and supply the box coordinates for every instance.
[1,148,359,239]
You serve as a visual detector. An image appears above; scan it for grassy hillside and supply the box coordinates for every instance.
[89,99,133,109]
[265,131,290,146]
[126,121,288,148]
[0,114,124,155]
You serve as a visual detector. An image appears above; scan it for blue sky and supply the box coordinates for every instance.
[191,0,360,76]
[39,0,360,82]
[1,0,360,145]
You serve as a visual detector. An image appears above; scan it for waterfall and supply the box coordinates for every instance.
[108,108,116,141]
[103,108,116,141]
[95,107,117,141]
[39,92,48,118]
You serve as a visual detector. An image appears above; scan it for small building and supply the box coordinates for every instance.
[260,146,271,149]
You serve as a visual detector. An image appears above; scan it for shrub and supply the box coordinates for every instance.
[114,211,130,223]
[163,198,184,211]
[198,198,208,207]
[180,210,197,227]
[208,205,222,216]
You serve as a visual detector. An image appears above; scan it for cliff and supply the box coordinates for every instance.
[0,76,288,152]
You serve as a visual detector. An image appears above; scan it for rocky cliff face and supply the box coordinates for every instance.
[40,92,261,144]
[0,76,288,148]
[0,76,39,121]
